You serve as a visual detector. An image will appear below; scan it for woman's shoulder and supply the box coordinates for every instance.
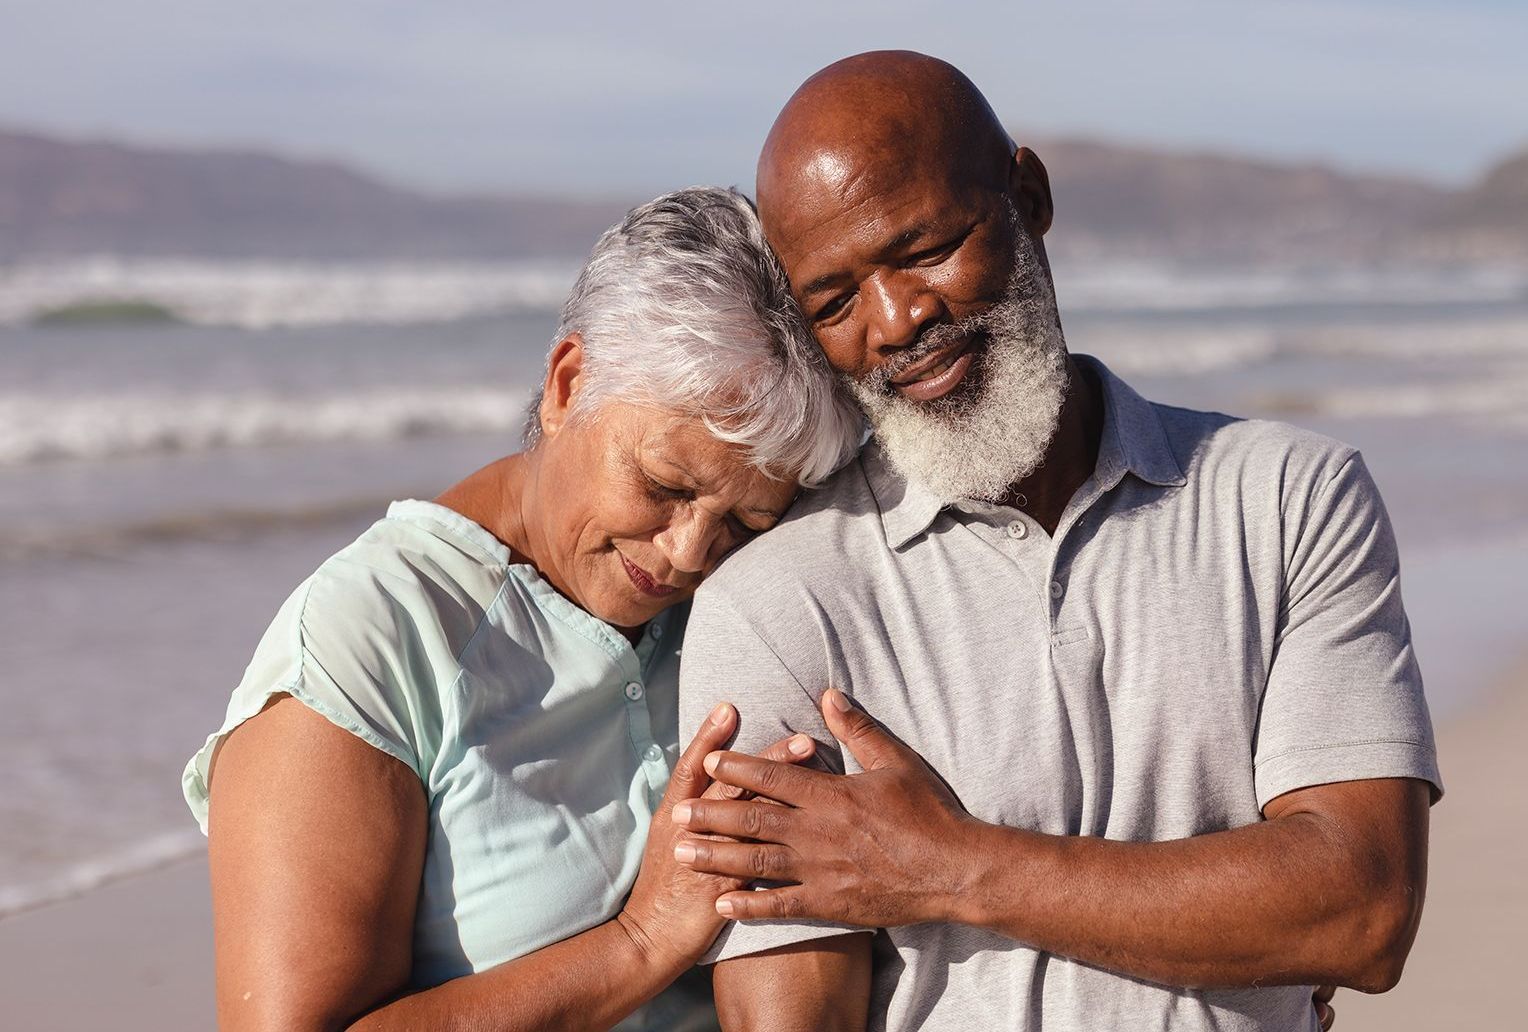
[302,501,515,655]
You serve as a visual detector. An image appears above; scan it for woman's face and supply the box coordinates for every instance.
[533,397,799,628]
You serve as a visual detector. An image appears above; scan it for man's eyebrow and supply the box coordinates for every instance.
[797,221,940,298]
[800,270,851,298]
[883,222,936,255]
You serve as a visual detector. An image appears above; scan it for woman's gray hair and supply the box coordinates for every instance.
[523,186,863,487]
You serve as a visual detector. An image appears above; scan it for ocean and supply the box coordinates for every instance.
[2,258,1526,920]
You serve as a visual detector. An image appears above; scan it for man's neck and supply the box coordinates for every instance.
[997,357,1103,535]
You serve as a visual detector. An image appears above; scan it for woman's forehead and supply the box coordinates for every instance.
[636,417,794,504]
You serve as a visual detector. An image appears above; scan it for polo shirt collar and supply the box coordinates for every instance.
[865,353,1186,549]
[1081,354,1187,492]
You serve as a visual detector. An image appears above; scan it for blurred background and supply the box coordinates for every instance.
[1,2,1523,1028]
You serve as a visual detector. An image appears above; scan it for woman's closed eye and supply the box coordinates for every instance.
[642,475,693,504]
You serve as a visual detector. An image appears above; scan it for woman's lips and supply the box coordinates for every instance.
[620,552,677,598]
[893,338,979,403]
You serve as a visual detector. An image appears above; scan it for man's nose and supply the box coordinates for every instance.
[863,272,942,356]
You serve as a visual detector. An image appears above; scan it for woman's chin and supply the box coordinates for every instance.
[592,586,688,631]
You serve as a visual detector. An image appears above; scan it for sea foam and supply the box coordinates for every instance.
[0,386,530,466]
[0,257,578,328]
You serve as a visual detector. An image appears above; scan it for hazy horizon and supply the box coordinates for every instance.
[2,1,1525,197]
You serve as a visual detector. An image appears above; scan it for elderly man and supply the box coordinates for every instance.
[673,52,1439,1030]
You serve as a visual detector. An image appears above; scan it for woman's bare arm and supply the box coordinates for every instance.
[210,695,810,1032]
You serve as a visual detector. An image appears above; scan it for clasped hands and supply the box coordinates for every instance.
[671,687,976,927]
[671,688,1340,1031]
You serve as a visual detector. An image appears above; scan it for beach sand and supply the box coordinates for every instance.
[1,666,1521,1031]
[0,855,214,1030]
[1342,659,1528,1032]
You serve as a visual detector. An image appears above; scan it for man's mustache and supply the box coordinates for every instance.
[857,315,988,395]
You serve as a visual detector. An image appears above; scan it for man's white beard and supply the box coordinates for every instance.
[847,232,1070,504]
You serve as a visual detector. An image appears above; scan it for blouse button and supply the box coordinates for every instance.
[643,744,664,763]
[624,681,645,701]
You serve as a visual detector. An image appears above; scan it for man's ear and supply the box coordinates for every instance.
[1007,146,1054,238]
[538,333,585,439]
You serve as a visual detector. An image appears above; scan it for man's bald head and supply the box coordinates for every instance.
[756,50,1016,237]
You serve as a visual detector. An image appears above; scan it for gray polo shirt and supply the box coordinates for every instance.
[678,355,1440,1032]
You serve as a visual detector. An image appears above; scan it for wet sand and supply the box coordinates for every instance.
[0,855,214,1030]
[1,663,1521,1030]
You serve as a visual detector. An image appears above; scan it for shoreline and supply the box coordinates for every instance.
[2,662,1522,1030]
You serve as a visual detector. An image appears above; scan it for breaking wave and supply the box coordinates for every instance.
[0,828,205,920]
[3,257,1524,329]
[0,257,578,329]
[0,386,530,467]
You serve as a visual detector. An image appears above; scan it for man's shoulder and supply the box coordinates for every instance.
[699,449,885,608]
[1154,401,1359,491]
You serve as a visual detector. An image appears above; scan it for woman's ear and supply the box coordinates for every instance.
[538,334,585,439]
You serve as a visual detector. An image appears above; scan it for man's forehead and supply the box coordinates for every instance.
[761,145,981,277]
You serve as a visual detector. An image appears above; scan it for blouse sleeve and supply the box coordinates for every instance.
[182,559,444,834]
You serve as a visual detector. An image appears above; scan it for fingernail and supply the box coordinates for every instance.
[673,841,697,863]
[825,688,851,712]
[708,703,733,727]
[672,801,692,824]
[788,734,812,756]
[703,752,720,775]
[716,898,735,917]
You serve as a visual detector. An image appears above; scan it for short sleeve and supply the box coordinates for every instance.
[182,566,442,833]
[1253,452,1442,809]
[678,587,868,962]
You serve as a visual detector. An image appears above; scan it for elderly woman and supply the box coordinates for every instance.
[182,188,863,1031]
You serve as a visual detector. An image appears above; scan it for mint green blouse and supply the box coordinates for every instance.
[183,501,714,1030]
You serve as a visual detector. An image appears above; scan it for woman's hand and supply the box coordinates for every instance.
[673,688,975,927]
[617,703,815,973]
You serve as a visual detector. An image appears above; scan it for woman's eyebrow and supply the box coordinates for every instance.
[646,455,698,485]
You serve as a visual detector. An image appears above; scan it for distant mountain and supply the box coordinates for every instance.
[1413,149,1528,262]
[0,129,634,261]
[0,127,1522,265]
[1030,138,1455,263]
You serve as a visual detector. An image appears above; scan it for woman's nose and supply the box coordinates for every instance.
[657,515,715,575]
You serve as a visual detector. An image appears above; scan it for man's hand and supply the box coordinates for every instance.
[672,688,972,925]
[676,689,1428,994]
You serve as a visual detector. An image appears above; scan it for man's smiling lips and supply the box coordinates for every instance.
[620,551,679,598]
[889,334,980,403]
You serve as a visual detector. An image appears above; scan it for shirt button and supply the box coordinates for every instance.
[1049,580,1064,599]
[624,681,645,701]
[1006,520,1027,540]
[649,623,664,640]
[643,744,664,763]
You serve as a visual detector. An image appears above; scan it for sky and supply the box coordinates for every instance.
[1,0,1525,197]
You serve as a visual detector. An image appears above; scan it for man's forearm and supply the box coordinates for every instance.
[946,779,1430,992]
